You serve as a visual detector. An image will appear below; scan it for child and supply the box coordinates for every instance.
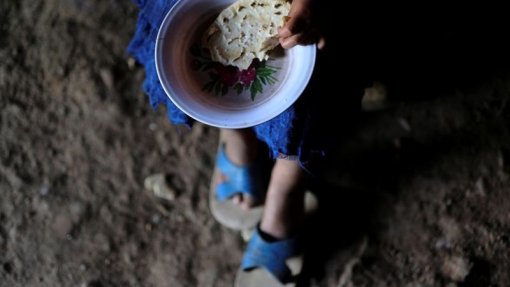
[129,0,365,285]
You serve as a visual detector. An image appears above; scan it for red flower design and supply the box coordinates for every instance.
[240,67,257,85]
[192,45,277,99]
[214,64,240,87]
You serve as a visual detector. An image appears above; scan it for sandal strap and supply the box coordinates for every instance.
[216,144,263,201]
[241,228,299,283]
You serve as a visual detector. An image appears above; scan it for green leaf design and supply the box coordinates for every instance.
[250,82,258,100]
[221,85,229,96]
[203,80,215,92]
[250,78,264,100]
[214,81,222,95]
[234,83,244,95]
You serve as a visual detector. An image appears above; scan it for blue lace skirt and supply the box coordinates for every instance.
[127,0,365,172]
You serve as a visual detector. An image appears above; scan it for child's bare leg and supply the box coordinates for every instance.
[260,158,306,239]
[218,128,259,209]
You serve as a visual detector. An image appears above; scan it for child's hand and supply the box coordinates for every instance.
[278,0,325,50]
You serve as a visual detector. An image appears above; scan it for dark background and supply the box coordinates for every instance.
[1,1,510,286]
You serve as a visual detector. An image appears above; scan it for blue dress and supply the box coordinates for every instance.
[128,0,365,172]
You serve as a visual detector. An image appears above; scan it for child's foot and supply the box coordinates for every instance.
[235,158,308,286]
[208,128,266,230]
[218,128,262,209]
[218,128,260,209]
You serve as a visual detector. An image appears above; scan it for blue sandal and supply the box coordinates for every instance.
[209,143,265,230]
[235,228,303,286]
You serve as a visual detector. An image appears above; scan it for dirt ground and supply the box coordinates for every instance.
[1,1,510,287]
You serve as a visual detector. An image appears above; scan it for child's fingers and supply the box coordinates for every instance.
[317,36,326,50]
[280,30,325,50]
[279,15,307,38]
[278,26,293,39]
[280,33,303,49]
